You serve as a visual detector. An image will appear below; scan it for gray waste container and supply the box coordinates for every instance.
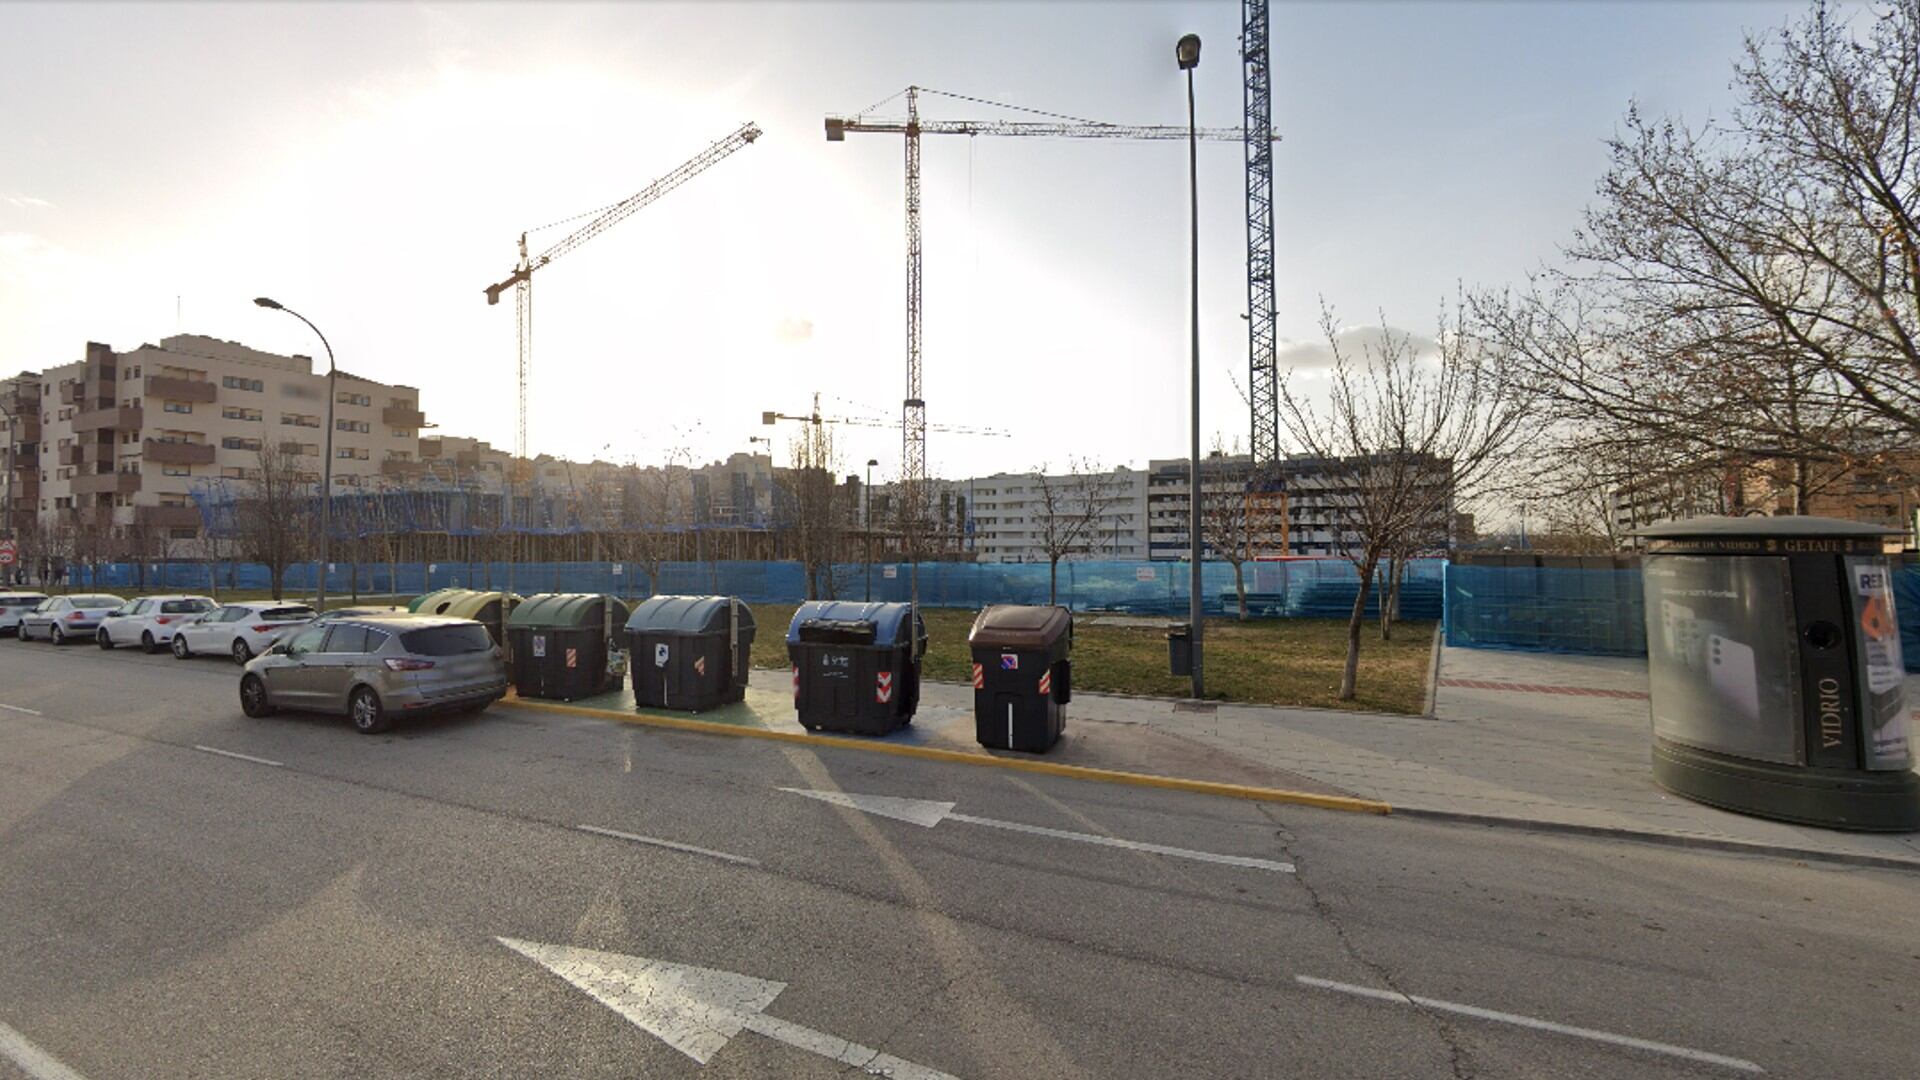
[968,605,1072,752]
[1637,516,1918,831]
[625,596,755,712]
[787,601,925,734]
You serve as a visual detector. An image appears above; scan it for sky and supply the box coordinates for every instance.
[0,0,1820,483]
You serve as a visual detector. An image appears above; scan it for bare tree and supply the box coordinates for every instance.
[1479,2,1920,504]
[779,421,844,601]
[1279,303,1530,700]
[234,440,312,601]
[1198,446,1288,620]
[1030,458,1124,607]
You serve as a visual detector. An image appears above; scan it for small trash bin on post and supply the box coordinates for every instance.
[1637,516,1919,831]
[968,604,1072,752]
[786,601,926,734]
[1168,623,1192,677]
[506,593,631,701]
[625,596,756,712]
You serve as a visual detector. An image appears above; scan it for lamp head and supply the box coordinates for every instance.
[867,459,879,467]
[1176,34,1201,70]
[253,297,283,310]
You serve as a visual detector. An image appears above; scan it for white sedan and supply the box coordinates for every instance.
[171,602,318,664]
[96,594,217,653]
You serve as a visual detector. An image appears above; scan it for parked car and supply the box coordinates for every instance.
[307,605,409,625]
[239,615,508,734]
[171,602,318,663]
[96,595,217,653]
[17,594,128,644]
[0,593,50,636]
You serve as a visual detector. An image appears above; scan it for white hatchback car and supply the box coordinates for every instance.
[96,594,217,653]
[171,602,317,664]
[0,593,50,636]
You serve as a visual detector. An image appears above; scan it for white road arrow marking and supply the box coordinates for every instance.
[0,1020,91,1080]
[498,938,959,1080]
[779,788,1294,873]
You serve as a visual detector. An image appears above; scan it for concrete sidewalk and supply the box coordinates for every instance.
[1049,646,1920,869]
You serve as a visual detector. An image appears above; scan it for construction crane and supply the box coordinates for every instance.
[1242,1,1278,470]
[824,88,1268,538]
[484,122,761,467]
[762,395,1010,438]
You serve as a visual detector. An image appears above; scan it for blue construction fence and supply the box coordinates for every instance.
[45,557,1446,621]
[1441,562,1920,672]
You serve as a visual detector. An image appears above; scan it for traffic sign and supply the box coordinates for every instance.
[0,540,16,566]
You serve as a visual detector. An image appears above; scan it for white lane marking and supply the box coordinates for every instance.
[946,812,1295,873]
[1295,976,1764,1074]
[191,745,284,768]
[779,788,1293,873]
[0,703,43,716]
[496,938,959,1079]
[0,1020,91,1080]
[575,825,760,867]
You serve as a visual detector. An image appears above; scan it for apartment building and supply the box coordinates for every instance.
[0,374,42,534]
[1146,452,1457,559]
[32,335,424,549]
[965,469,1149,562]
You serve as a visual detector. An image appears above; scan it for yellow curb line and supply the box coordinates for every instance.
[500,692,1392,816]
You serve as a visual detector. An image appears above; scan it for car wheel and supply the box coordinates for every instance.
[97,628,114,649]
[349,687,391,734]
[172,634,191,659]
[239,675,275,719]
[231,639,252,665]
[50,625,64,646]
[141,631,158,654]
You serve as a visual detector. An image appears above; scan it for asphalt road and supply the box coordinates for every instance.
[1,636,1916,1078]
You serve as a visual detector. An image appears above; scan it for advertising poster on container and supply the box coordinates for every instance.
[1846,557,1912,770]
[1641,555,1799,764]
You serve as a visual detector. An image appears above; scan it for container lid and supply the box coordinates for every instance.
[440,591,521,621]
[1633,515,1901,539]
[509,593,629,629]
[625,595,754,634]
[408,587,468,614]
[785,600,919,646]
[968,604,1071,649]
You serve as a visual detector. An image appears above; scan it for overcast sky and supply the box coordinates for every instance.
[0,0,1815,480]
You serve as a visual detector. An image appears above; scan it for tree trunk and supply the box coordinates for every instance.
[1233,560,1248,620]
[1341,552,1380,701]
[1380,557,1405,641]
[1049,557,1060,605]
[269,563,284,602]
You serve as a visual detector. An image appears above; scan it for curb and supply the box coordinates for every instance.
[1422,628,1444,718]
[1392,805,1920,874]
[500,695,1393,817]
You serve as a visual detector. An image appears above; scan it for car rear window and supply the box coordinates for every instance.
[400,624,493,656]
[72,596,119,607]
[161,599,209,614]
[262,607,316,621]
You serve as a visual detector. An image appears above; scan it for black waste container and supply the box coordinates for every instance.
[1637,517,1919,831]
[626,596,756,712]
[786,601,926,734]
[506,593,631,701]
[1168,623,1192,677]
[968,604,1072,752]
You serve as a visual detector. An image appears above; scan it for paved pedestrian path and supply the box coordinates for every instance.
[530,648,1920,868]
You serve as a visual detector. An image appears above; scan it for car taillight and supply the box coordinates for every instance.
[384,658,435,671]
[251,624,274,633]
[67,612,84,621]
[155,616,172,625]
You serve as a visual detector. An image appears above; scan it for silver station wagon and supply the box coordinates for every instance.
[239,614,508,733]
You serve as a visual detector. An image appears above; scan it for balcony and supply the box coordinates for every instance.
[381,458,426,480]
[13,416,39,443]
[382,404,426,429]
[137,504,202,530]
[145,440,215,466]
[57,444,84,467]
[73,405,142,433]
[58,382,78,406]
[145,375,217,404]
[71,470,140,496]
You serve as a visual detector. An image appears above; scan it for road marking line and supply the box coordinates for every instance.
[0,703,43,716]
[1294,975,1763,1074]
[0,1020,91,1080]
[191,745,284,768]
[575,825,761,867]
[947,812,1295,873]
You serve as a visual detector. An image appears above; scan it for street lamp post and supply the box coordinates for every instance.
[254,297,336,612]
[1177,32,1204,699]
[865,458,878,601]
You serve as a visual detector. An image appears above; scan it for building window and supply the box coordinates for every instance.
[164,401,192,414]
[336,391,371,407]
[336,418,370,434]
[222,406,263,422]
[391,428,413,438]
[222,376,264,392]
[281,413,320,428]
[221,436,261,452]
